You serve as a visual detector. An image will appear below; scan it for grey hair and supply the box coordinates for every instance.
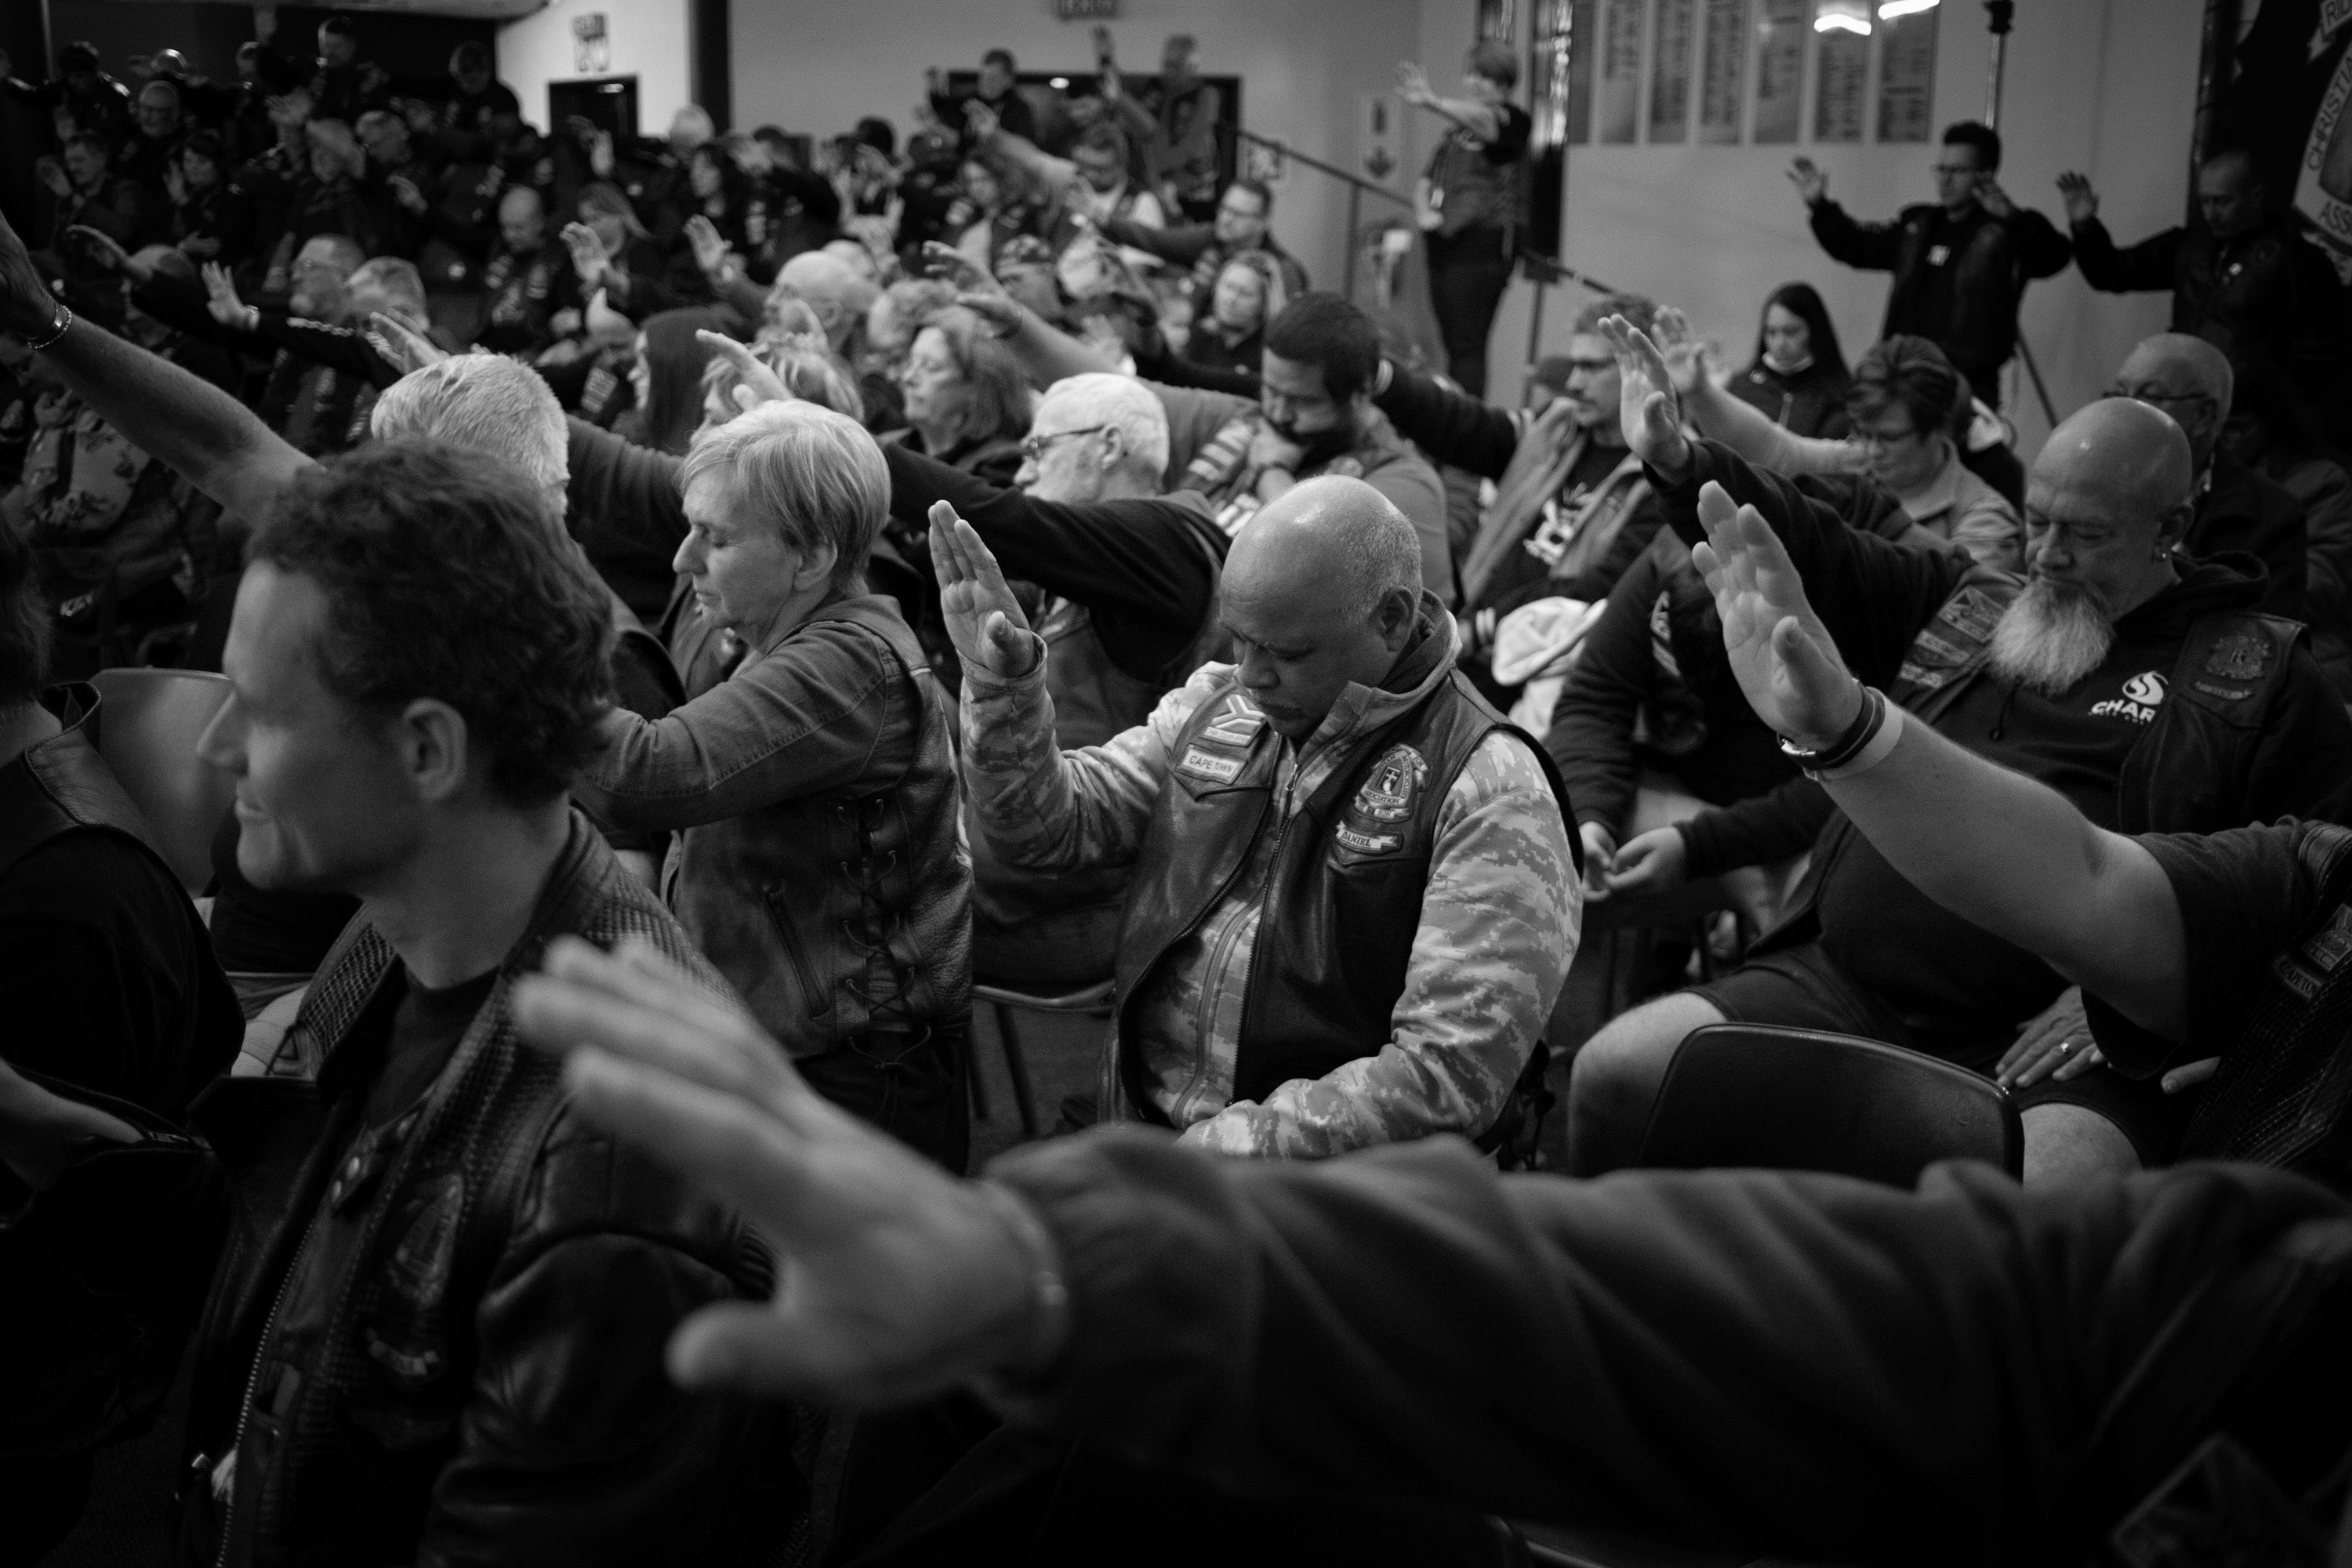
[1036,373,1170,483]
[774,252,880,353]
[371,354,569,506]
[679,401,888,589]
[1338,493,1425,619]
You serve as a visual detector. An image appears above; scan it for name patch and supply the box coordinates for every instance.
[1178,746,1243,783]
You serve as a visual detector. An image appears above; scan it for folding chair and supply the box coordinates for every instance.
[970,978,1114,1138]
[88,668,234,897]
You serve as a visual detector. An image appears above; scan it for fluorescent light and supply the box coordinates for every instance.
[1815,12,1871,31]
[1050,76,1069,88]
[1878,0,1939,17]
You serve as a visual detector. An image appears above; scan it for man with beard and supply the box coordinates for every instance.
[1204,292,1451,604]
[1565,319,2352,1187]
[2111,332,2308,619]
[1373,293,1666,696]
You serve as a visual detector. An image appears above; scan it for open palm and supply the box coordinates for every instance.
[1688,481,1860,746]
[925,501,1036,679]
[512,938,1044,1406]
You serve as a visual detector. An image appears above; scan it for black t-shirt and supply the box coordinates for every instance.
[2085,820,2352,1185]
[0,829,241,1120]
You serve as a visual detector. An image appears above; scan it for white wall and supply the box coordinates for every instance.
[724,0,1428,299]
[1418,0,2201,457]
[499,0,694,144]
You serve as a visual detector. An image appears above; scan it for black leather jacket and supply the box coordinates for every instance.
[180,816,790,1566]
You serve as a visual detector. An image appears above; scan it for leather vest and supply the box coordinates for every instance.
[1111,666,1570,1116]
[1036,499,1231,750]
[1888,578,2305,835]
[0,684,179,890]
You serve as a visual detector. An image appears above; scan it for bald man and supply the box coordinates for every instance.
[418,183,577,355]
[2063,149,2349,443]
[2111,332,2308,618]
[1567,320,2352,1187]
[939,476,1581,1160]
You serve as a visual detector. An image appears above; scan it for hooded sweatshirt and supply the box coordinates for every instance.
[959,597,1579,1159]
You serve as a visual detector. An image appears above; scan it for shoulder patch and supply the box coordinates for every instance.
[1178,746,1244,783]
[2204,631,2270,684]
[1198,694,1267,747]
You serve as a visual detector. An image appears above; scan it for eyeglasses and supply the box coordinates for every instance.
[1932,162,1980,177]
[1561,357,1614,376]
[1019,425,1111,462]
[1853,423,1925,450]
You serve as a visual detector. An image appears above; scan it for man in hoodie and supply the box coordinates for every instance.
[1568,321,2352,1188]
[946,475,1579,1160]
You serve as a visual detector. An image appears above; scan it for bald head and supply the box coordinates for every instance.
[2111,332,2232,469]
[2024,398,2195,619]
[1222,477,1425,739]
[1230,476,1422,617]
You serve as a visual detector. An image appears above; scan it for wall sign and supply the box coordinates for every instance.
[1697,0,1749,143]
[572,13,608,75]
[1649,0,1696,141]
[1813,24,1867,143]
[1751,0,1807,144]
[1598,0,1645,143]
[1876,9,1938,142]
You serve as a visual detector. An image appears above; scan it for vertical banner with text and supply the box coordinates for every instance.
[1599,0,1646,143]
[1751,0,1809,144]
[1813,25,1867,142]
[1697,0,1751,143]
[1650,0,1697,142]
[1876,9,1937,142]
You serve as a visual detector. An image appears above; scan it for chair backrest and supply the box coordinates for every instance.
[88,668,234,897]
[1634,1023,2024,1185]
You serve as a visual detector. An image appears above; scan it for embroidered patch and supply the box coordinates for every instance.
[2091,670,2167,724]
[1354,745,1430,824]
[1199,695,1268,747]
[2192,681,2254,702]
[2205,632,2270,683]
[2300,904,2352,975]
[1178,746,1243,783]
[384,1171,464,1310]
[1334,823,1403,854]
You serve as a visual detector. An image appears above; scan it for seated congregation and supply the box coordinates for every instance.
[6,20,2352,1568]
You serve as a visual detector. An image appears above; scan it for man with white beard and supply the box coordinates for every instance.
[1564,319,2352,1188]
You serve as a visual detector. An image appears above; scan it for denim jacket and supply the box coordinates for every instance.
[574,591,972,1054]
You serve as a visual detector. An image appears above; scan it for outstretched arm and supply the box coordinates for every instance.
[0,209,305,529]
[1690,481,2187,1040]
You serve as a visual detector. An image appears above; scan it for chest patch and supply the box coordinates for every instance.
[2089,670,2167,724]
[2204,631,2270,684]
[2278,902,2352,999]
[1178,746,1243,783]
[1355,744,1431,824]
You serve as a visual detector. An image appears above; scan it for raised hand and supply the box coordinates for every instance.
[65,223,132,276]
[1973,176,2017,221]
[35,157,71,201]
[365,310,449,375]
[586,126,615,179]
[179,234,223,260]
[1788,156,1828,205]
[1688,481,1860,747]
[512,936,1052,1406]
[697,328,789,412]
[1596,314,1690,476]
[559,220,610,288]
[918,241,1020,334]
[963,98,1000,144]
[1395,62,1436,108]
[2054,171,2098,226]
[927,502,1038,680]
[0,205,62,338]
[1648,307,1711,398]
[684,213,731,277]
[388,172,427,214]
[200,261,249,327]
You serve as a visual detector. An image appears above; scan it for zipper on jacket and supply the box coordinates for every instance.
[211,1208,322,1568]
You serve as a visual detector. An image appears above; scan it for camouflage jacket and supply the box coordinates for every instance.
[961,601,1580,1158]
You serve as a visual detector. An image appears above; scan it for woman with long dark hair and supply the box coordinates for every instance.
[1726,281,1852,439]
[615,307,733,457]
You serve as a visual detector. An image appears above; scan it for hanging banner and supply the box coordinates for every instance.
[1751,0,1808,144]
[1876,9,1937,142]
[1813,26,1868,143]
[2299,42,2352,260]
[1562,0,1598,145]
[1698,0,1750,143]
[1598,0,1645,144]
[1650,0,1697,142]
[2210,0,2352,283]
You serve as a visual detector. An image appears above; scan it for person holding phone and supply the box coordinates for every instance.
[1791,120,2071,412]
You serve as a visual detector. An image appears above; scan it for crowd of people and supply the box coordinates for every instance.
[5,12,2352,1567]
